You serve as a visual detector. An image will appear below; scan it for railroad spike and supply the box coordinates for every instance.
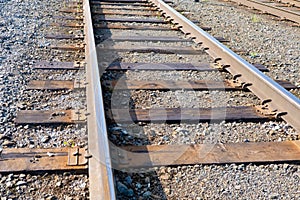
[262,99,272,105]
[233,74,242,80]
[242,82,253,89]
[276,112,288,119]
[214,63,230,71]
[214,58,222,63]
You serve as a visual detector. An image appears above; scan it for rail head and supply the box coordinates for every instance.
[83,0,116,199]
[150,0,300,132]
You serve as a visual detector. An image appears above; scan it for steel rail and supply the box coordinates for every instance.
[278,0,300,7]
[229,0,300,23]
[83,0,116,199]
[150,0,300,132]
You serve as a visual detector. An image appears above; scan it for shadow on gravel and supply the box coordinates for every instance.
[92,3,167,199]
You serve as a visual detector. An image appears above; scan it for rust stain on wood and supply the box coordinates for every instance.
[106,62,214,71]
[94,23,178,30]
[98,45,204,54]
[92,10,159,16]
[107,106,269,123]
[33,61,85,70]
[59,9,83,13]
[111,141,300,169]
[103,80,235,90]
[104,35,190,42]
[50,44,85,51]
[93,17,166,23]
[103,79,297,90]
[0,148,87,173]
[50,22,84,28]
[16,110,86,124]
[45,34,84,40]
[106,62,269,72]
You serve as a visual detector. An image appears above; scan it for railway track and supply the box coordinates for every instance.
[0,0,299,199]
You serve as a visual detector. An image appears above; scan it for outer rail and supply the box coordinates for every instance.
[83,0,116,199]
[150,0,300,132]
[229,0,300,24]
[276,0,300,8]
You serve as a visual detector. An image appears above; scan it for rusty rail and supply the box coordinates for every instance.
[83,0,116,199]
[150,0,300,132]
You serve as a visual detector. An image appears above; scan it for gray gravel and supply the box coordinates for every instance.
[108,120,298,146]
[0,0,87,148]
[92,1,300,199]
[0,0,298,198]
[0,0,88,198]
[174,0,300,87]
[110,90,259,109]
[0,173,88,199]
[115,163,300,199]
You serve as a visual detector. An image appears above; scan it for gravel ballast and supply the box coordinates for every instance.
[0,0,299,199]
[91,1,300,199]
[173,0,300,94]
[0,0,88,198]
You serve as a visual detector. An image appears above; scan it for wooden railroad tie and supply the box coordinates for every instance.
[91,0,173,3]
[98,45,205,54]
[45,34,84,40]
[50,43,85,51]
[96,35,229,43]
[111,141,300,169]
[100,35,191,42]
[92,10,159,16]
[0,147,88,173]
[50,22,84,28]
[92,5,185,13]
[15,109,86,124]
[92,4,154,9]
[26,80,85,90]
[107,106,274,123]
[103,79,296,90]
[90,0,174,5]
[59,9,83,14]
[92,17,199,24]
[105,62,269,72]
[90,1,151,7]
[94,24,181,31]
[33,61,85,70]
[93,17,168,24]
[52,15,83,20]
[2,141,300,173]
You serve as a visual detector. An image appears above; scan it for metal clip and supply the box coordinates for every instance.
[228,79,244,89]
[74,34,84,39]
[255,104,277,118]
[174,24,183,29]
[75,16,83,20]
[73,61,85,69]
[228,74,252,89]
[214,63,230,71]
[74,79,86,89]
[75,43,85,49]
[254,100,287,119]
[67,148,90,166]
